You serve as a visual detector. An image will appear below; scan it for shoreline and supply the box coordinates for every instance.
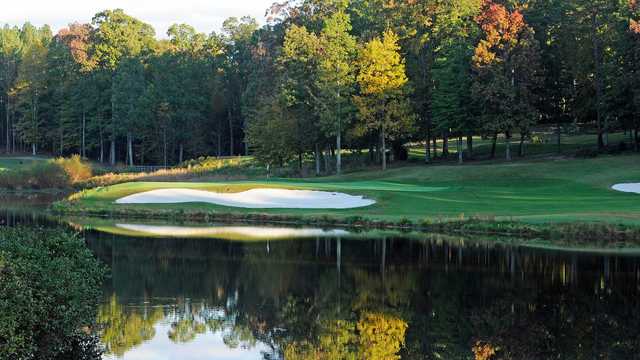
[51,202,640,245]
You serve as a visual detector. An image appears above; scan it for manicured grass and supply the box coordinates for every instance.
[62,153,640,225]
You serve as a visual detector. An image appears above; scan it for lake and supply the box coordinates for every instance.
[2,202,640,359]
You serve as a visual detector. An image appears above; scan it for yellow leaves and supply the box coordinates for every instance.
[357,312,408,360]
[282,312,408,360]
[282,25,320,64]
[356,30,408,96]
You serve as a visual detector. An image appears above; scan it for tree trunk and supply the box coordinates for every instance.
[556,122,561,154]
[324,148,330,173]
[314,144,321,176]
[634,127,639,152]
[425,128,431,163]
[111,91,116,165]
[179,143,184,164]
[505,132,512,161]
[5,95,9,154]
[381,127,387,171]
[519,132,526,157]
[457,137,463,164]
[490,132,498,159]
[32,97,37,156]
[336,91,342,174]
[163,128,168,167]
[442,131,449,158]
[298,152,303,172]
[592,11,605,151]
[228,109,234,156]
[110,140,116,166]
[432,137,437,159]
[127,133,133,166]
[99,127,104,163]
[81,111,86,158]
[466,135,473,159]
[336,132,342,175]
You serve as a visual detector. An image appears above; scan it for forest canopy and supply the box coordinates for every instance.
[1,0,639,170]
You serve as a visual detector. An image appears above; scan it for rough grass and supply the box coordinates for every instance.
[0,156,48,171]
[61,153,640,226]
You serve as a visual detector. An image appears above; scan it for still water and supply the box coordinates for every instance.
[2,204,640,359]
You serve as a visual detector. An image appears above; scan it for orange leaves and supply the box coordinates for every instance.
[55,23,93,70]
[472,0,530,68]
[632,19,640,34]
[472,341,498,360]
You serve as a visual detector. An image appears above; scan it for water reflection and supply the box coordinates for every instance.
[87,231,640,359]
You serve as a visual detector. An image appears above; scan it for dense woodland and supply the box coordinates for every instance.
[1,0,640,171]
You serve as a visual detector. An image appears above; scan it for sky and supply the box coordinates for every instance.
[2,0,276,38]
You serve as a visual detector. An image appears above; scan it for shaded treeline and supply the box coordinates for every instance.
[1,0,640,170]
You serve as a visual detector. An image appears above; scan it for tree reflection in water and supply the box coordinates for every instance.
[88,232,640,359]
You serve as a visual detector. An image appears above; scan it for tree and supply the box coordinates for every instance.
[432,37,475,163]
[316,10,357,175]
[90,9,155,165]
[354,30,415,170]
[245,94,298,170]
[221,16,259,156]
[13,23,50,155]
[112,57,146,166]
[0,25,22,154]
[0,227,105,359]
[279,23,323,172]
[471,1,541,160]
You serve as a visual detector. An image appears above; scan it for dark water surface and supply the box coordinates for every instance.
[2,204,640,359]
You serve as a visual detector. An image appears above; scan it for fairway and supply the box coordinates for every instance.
[67,153,640,224]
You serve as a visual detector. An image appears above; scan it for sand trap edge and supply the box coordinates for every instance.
[115,188,376,209]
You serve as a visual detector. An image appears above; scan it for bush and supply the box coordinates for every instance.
[0,156,92,190]
[54,155,93,182]
[0,161,69,189]
[0,227,105,359]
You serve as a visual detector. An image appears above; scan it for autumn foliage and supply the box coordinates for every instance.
[473,0,527,66]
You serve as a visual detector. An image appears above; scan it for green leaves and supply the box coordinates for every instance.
[0,227,105,359]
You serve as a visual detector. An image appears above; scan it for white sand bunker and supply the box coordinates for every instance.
[115,188,376,209]
[116,224,349,240]
[612,183,640,194]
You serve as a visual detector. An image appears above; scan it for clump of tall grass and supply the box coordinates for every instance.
[79,156,264,189]
[53,155,93,182]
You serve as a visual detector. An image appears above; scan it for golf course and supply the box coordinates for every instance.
[59,153,640,226]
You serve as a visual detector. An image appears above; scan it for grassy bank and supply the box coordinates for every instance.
[55,153,640,240]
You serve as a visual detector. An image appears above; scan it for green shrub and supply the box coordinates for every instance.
[28,161,70,188]
[0,161,69,189]
[0,155,92,190]
[0,227,105,359]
